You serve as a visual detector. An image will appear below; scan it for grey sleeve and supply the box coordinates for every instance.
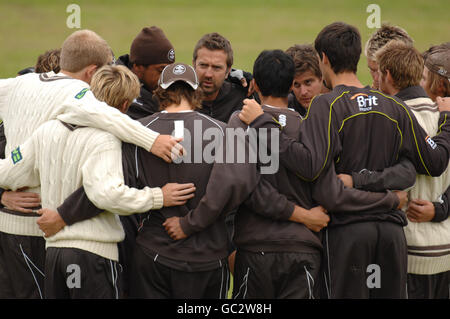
[432,184,450,223]
[352,157,416,192]
[243,177,295,221]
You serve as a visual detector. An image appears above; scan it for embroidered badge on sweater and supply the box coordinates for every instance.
[11,147,22,164]
[75,88,89,99]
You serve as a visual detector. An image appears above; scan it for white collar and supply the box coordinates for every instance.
[161,110,194,113]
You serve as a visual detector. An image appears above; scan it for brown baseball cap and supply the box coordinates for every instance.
[158,63,199,90]
[130,26,175,65]
[425,46,450,81]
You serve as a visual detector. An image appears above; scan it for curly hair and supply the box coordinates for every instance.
[365,24,413,60]
[35,49,61,73]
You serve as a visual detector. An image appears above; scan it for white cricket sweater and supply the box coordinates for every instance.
[0,71,160,237]
[0,119,163,261]
[403,96,450,274]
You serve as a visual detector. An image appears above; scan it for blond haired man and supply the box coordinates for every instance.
[0,64,194,299]
[364,24,413,89]
[0,29,183,298]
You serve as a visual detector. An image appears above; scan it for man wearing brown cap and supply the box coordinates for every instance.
[116,26,176,119]
[114,27,177,282]
[124,62,260,298]
[421,42,450,102]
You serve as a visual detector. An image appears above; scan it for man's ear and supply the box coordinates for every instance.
[84,65,98,85]
[132,64,145,79]
[385,69,394,86]
[321,52,330,66]
[119,100,130,114]
[251,79,260,94]
[436,78,446,97]
[225,67,231,78]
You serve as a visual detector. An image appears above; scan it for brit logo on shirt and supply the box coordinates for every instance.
[11,147,22,164]
[351,93,378,111]
[425,135,437,149]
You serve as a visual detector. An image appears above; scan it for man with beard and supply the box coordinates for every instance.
[193,32,252,123]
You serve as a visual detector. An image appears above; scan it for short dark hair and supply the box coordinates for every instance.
[314,22,361,74]
[253,50,295,98]
[193,33,233,69]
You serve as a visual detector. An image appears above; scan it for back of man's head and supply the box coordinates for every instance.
[90,65,141,112]
[60,29,112,73]
[423,43,450,98]
[422,42,450,61]
[365,24,413,61]
[253,50,295,98]
[35,48,61,74]
[377,41,423,91]
[314,22,361,74]
[154,63,203,110]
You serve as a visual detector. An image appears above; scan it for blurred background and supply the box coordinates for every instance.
[0,0,448,85]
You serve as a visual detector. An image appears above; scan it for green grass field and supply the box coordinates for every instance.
[0,0,448,85]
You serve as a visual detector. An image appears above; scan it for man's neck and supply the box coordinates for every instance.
[379,82,399,96]
[389,88,400,96]
[202,90,220,102]
[61,70,86,83]
[330,71,364,89]
[260,96,289,108]
[164,99,194,112]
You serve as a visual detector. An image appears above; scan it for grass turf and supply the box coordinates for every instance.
[0,0,448,85]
